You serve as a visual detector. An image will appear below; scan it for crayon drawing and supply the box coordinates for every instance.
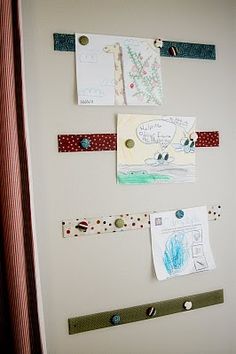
[163,232,189,275]
[117,114,196,184]
[150,206,216,281]
[75,33,162,105]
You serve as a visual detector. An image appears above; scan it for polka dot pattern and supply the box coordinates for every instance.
[58,131,219,152]
[62,205,221,238]
[58,134,117,152]
[195,131,219,147]
[62,213,150,238]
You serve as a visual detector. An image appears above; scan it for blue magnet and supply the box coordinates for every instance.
[80,138,91,149]
[110,314,121,325]
[176,210,184,219]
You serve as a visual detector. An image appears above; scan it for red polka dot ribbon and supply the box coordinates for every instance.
[195,131,219,147]
[58,134,117,152]
[58,131,219,152]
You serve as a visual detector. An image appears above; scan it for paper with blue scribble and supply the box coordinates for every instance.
[117,114,196,184]
[75,33,162,105]
[150,206,215,280]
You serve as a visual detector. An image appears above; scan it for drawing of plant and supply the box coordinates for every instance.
[126,45,162,104]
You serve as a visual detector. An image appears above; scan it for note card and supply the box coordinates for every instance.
[75,33,162,105]
[150,206,216,281]
[117,114,196,184]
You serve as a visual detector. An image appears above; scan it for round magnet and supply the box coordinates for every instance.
[80,138,91,149]
[79,35,89,45]
[125,139,135,149]
[183,301,193,311]
[76,220,89,232]
[114,218,125,228]
[190,132,198,142]
[168,46,178,56]
[175,210,184,219]
[110,314,121,325]
[154,38,163,48]
[146,306,157,317]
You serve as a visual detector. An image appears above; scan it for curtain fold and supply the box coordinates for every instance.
[0,1,43,353]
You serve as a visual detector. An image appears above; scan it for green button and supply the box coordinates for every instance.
[115,218,124,228]
[125,139,135,149]
[79,35,89,46]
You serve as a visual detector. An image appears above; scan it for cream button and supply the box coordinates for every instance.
[183,301,193,310]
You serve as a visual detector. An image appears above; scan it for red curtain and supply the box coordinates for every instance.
[0,1,43,353]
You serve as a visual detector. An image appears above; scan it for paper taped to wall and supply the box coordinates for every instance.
[75,33,162,105]
[117,114,196,184]
[150,206,216,280]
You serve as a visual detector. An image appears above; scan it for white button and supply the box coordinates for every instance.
[183,301,193,310]
[190,132,198,142]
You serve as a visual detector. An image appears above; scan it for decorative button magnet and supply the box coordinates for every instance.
[168,46,178,56]
[154,38,163,48]
[146,306,157,317]
[114,218,125,228]
[183,301,193,311]
[80,138,91,149]
[125,139,135,149]
[175,210,184,219]
[79,35,89,45]
[190,132,198,142]
[110,314,121,325]
[76,220,89,232]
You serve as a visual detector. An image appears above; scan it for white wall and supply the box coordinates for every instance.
[22,1,236,353]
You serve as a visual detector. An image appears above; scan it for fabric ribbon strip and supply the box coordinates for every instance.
[58,131,219,152]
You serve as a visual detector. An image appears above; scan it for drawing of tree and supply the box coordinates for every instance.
[127,45,162,104]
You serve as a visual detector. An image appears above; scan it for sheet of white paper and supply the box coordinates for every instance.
[117,114,196,184]
[75,33,162,105]
[150,206,215,280]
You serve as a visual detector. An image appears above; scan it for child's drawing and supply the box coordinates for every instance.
[150,206,216,281]
[117,114,196,184]
[172,134,197,153]
[75,33,162,105]
[163,232,189,275]
[103,43,126,105]
[145,152,174,166]
[125,42,162,104]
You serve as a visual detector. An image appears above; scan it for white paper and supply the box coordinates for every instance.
[75,33,162,105]
[117,114,196,184]
[150,206,215,280]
